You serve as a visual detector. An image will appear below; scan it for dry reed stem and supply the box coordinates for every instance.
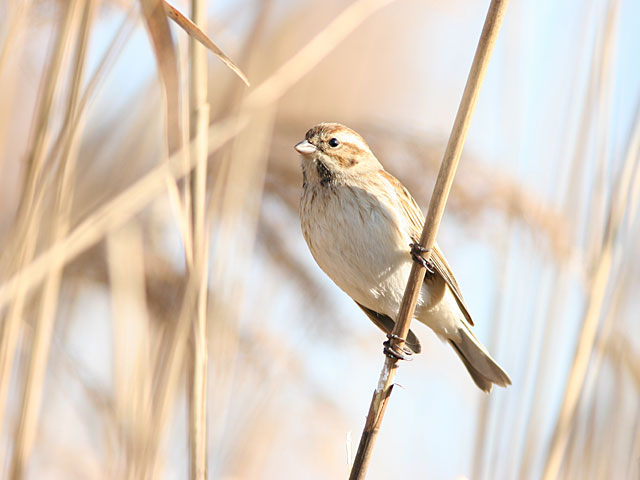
[243,0,396,111]
[515,6,610,476]
[106,224,153,478]
[579,238,632,426]
[0,0,32,166]
[217,0,272,116]
[631,412,640,479]
[147,270,200,477]
[348,1,509,478]
[604,335,640,390]
[0,0,32,78]
[0,0,82,468]
[187,0,209,477]
[590,293,626,479]
[514,7,615,475]
[46,1,138,170]
[163,0,249,86]
[502,258,565,479]
[18,2,80,212]
[8,2,95,477]
[203,12,278,434]
[471,220,513,480]
[541,79,640,480]
[206,109,275,457]
[140,0,181,153]
[583,0,620,266]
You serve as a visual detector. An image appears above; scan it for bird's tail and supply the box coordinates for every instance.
[449,324,511,393]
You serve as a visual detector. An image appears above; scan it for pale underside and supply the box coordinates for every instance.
[300,166,473,344]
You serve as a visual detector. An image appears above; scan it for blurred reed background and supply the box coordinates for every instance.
[0,0,638,479]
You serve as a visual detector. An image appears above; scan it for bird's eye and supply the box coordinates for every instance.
[328,138,340,148]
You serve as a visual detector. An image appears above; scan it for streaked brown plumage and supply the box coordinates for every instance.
[296,123,511,392]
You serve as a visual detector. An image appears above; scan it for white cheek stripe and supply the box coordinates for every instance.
[337,131,365,150]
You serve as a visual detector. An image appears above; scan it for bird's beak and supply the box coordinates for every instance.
[295,139,317,155]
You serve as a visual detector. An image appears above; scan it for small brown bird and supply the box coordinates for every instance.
[295,123,511,392]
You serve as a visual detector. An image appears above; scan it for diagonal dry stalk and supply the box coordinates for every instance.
[163,0,249,86]
[348,1,509,478]
[139,0,182,153]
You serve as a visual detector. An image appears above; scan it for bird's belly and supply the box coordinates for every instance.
[302,187,424,317]
[313,233,412,314]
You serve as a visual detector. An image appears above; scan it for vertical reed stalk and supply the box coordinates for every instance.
[8,3,95,477]
[471,221,513,480]
[515,6,606,476]
[348,1,509,478]
[0,0,80,470]
[541,85,640,480]
[188,0,209,478]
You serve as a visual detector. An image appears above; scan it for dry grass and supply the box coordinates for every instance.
[0,0,638,479]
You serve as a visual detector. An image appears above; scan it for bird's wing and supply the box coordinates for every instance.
[430,245,474,326]
[380,169,474,327]
[355,302,422,354]
[379,170,424,240]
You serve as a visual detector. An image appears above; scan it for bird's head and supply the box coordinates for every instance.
[294,123,382,186]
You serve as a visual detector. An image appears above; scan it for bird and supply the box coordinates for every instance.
[295,122,511,392]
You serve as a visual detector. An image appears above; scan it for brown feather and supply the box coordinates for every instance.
[378,169,475,326]
[355,301,422,354]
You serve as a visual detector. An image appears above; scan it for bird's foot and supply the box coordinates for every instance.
[383,333,413,361]
[410,243,435,274]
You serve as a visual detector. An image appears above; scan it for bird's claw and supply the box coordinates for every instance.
[383,333,413,361]
[410,243,435,274]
